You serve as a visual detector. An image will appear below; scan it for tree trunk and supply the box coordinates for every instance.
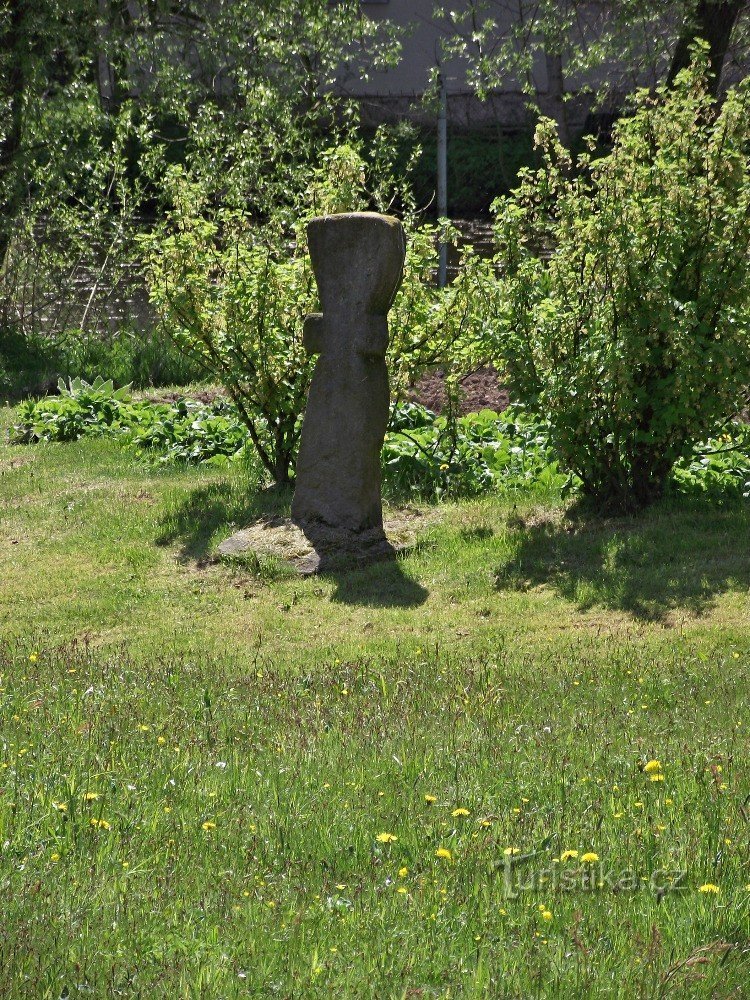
[0,0,26,272]
[96,0,116,112]
[666,0,744,95]
[544,43,570,148]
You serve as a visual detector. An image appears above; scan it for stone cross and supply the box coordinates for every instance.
[291,212,405,551]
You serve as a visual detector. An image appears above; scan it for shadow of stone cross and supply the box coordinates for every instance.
[291,212,406,572]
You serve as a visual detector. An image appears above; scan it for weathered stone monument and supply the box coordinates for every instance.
[291,212,405,560]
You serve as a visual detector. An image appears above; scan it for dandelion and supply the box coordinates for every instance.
[424,794,437,804]
[90,818,110,829]
[435,847,453,861]
[52,802,68,813]
[698,883,720,894]
[83,792,99,801]
[541,910,553,921]
[560,850,579,862]
[28,653,38,663]
[398,866,408,878]
[452,808,470,817]
[376,832,397,843]
[201,821,217,831]
[581,852,599,864]
[397,886,408,894]
[503,846,521,857]
[50,853,60,862]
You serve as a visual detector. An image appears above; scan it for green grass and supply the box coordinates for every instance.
[1,403,749,998]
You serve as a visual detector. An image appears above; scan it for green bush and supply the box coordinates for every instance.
[141,144,484,486]
[490,53,750,512]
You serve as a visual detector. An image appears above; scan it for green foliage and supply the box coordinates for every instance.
[141,139,482,485]
[674,424,750,502]
[17,380,750,503]
[383,402,565,500]
[402,128,535,215]
[12,378,253,468]
[142,185,316,484]
[490,57,750,512]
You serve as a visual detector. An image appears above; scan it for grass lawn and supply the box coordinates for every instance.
[1,402,749,997]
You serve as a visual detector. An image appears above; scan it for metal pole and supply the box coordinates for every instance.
[437,73,448,288]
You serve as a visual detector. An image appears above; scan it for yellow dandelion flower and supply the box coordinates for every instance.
[396,886,408,894]
[435,847,453,861]
[83,792,99,801]
[201,821,217,831]
[424,794,437,804]
[376,832,397,843]
[560,850,579,862]
[90,818,110,830]
[452,808,470,817]
[29,653,38,663]
[644,760,661,774]
[581,852,599,864]
[50,852,60,862]
[503,846,521,856]
[398,866,408,877]
[541,910,553,921]
[53,802,68,813]
[698,883,720,894]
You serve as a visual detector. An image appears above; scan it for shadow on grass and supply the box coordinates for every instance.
[494,498,750,622]
[155,479,293,562]
[156,479,429,607]
[324,556,428,609]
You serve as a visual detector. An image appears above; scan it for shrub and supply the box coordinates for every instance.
[142,144,484,486]
[143,191,316,485]
[490,53,750,512]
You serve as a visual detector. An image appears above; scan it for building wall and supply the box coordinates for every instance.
[349,0,600,129]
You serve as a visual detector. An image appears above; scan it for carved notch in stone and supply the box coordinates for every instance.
[291,212,405,551]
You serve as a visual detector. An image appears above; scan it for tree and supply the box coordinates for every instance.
[667,1,746,93]
[432,1,750,146]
